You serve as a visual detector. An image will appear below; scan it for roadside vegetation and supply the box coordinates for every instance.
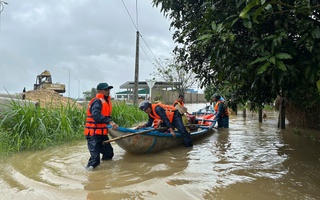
[0,99,147,155]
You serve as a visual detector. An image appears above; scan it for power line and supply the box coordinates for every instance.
[121,0,166,69]
[140,34,164,68]
[136,0,138,30]
[121,0,138,31]
[139,42,154,66]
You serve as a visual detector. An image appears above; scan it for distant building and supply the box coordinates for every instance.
[115,81,207,104]
[115,89,149,100]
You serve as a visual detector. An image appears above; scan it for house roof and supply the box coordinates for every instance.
[119,81,181,89]
[116,89,149,95]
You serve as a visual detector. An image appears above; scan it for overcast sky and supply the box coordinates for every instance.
[0,0,178,98]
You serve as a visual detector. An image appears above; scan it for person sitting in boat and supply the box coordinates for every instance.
[212,94,229,128]
[173,95,185,107]
[172,95,190,130]
[137,100,193,147]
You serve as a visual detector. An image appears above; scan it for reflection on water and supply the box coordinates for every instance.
[0,104,320,200]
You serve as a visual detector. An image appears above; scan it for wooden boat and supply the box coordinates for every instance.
[107,108,216,153]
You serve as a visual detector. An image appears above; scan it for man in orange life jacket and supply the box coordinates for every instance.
[137,100,193,147]
[84,82,118,169]
[212,94,229,128]
[173,95,185,107]
[172,94,190,130]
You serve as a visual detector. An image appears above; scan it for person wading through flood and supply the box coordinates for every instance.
[84,82,118,170]
[212,94,229,128]
[137,100,193,147]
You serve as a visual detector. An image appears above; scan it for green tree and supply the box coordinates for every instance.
[152,0,320,128]
[83,88,97,101]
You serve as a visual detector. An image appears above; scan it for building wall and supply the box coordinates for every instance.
[151,89,208,104]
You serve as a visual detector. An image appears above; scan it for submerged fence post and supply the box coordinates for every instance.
[242,108,246,118]
[258,108,263,123]
[279,99,286,129]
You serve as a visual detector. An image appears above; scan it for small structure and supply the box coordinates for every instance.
[116,81,207,104]
[115,89,149,100]
[118,81,181,101]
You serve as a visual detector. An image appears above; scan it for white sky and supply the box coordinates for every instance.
[0,0,179,99]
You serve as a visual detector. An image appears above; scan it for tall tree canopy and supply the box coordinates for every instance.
[152,0,320,112]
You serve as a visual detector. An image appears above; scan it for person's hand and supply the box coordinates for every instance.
[170,131,176,138]
[110,121,118,130]
[136,124,146,130]
[169,128,176,138]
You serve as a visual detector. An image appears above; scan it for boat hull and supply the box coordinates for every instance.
[108,127,214,153]
[108,105,217,154]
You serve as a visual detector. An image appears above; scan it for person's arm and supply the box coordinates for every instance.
[91,99,118,129]
[155,106,172,129]
[136,115,154,129]
[91,99,111,123]
[145,115,154,127]
[155,106,176,137]
[214,103,224,120]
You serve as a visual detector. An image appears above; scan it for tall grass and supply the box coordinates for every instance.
[111,101,148,127]
[0,99,147,154]
[0,99,86,154]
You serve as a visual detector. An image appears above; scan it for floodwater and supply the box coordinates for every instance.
[0,104,320,200]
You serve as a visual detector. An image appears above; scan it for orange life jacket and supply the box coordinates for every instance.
[172,99,184,107]
[153,119,161,128]
[149,103,176,124]
[84,94,112,136]
[214,100,229,118]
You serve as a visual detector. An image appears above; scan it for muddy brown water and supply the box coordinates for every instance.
[0,104,319,200]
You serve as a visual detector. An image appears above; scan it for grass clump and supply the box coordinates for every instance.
[0,99,86,154]
[110,101,148,127]
[0,99,147,155]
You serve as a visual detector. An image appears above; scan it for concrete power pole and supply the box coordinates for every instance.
[133,31,139,106]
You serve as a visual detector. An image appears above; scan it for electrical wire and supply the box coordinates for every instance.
[121,0,138,31]
[121,0,165,69]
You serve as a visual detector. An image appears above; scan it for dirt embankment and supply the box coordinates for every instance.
[24,89,83,109]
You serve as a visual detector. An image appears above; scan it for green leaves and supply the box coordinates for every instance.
[153,0,320,112]
[239,0,260,19]
[250,52,291,74]
[275,53,292,60]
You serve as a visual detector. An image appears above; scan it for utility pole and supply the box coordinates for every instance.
[133,30,139,106]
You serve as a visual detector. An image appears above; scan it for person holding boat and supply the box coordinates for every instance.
[212,94,229,128]
[84,82,119,170]
[137,100,193,147]
[172,95,190,131]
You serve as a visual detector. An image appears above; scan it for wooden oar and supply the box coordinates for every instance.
[185,124,209,127]
[195,119,217,122]
[103,127,166,144]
